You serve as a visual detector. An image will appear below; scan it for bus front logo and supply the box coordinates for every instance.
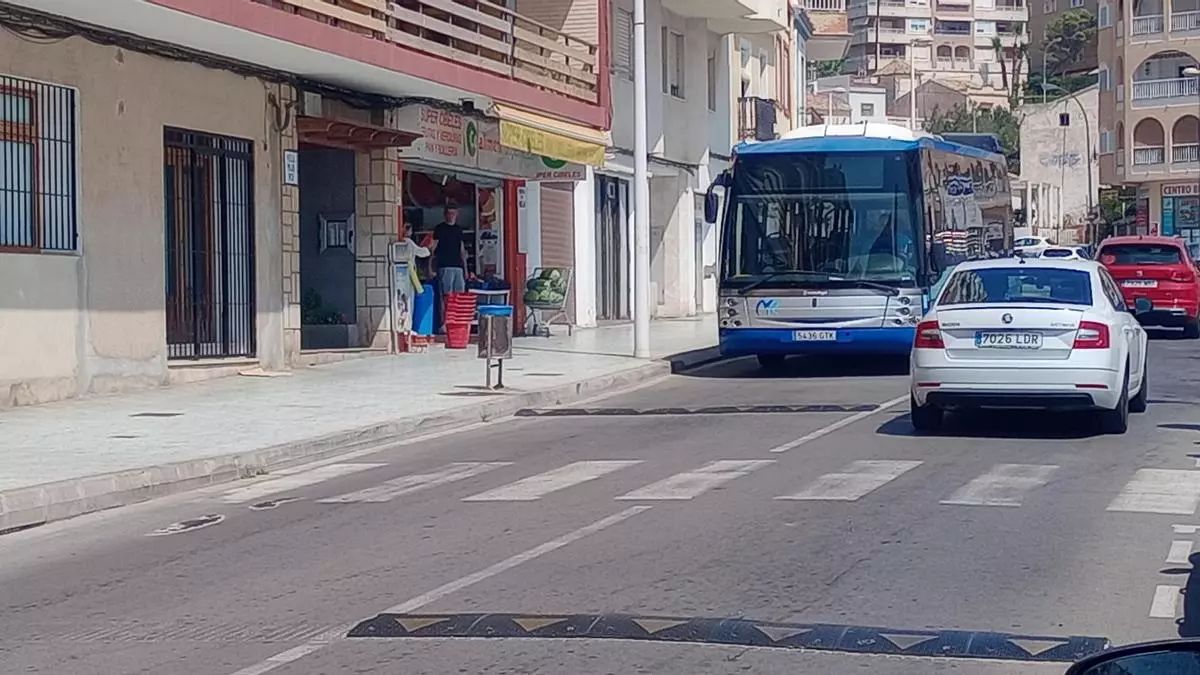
[755,299,780,316]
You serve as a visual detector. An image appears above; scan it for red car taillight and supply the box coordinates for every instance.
[914,320,944,348]
[1073,321,1111,349]
[1170,268,1196,283]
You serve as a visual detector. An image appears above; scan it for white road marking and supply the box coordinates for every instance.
[227,506,651,675]
[1167,540,1195,565]
[462,461,641,502]
[939,464,1059,507]
[616,460,775,501]
[1107,469,1200,515]
[318,462,512,503]
[219,464,386,504]
[766,395,909,454]
[1150,585,1181,619]
[775,460,922,502]
[1174,524,1200,534]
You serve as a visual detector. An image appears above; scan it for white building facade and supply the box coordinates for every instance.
[556,0,794,326]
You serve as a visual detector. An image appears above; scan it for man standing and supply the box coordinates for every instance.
[431,203,469,329]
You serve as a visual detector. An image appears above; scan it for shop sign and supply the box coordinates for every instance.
[396,105,585,181]
[1163,183,1200,197]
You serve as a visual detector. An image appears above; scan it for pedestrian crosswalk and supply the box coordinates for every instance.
[775,460,922,502]
[217,458,1200,516]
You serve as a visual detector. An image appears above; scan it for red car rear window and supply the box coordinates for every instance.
[1098,244,1183,265]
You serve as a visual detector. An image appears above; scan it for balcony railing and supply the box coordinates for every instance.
[1133,146,1166,165]
[739,97,778,142]
[1131,14,1165,35]
[803,0,846,10]
[1172,10,1200,31]
[935,26,972,35]
[1173,143,1200,163]
[259,0,600,103]
[1131,76,1200,101]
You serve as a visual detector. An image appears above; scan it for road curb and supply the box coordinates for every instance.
[0,358,688,533]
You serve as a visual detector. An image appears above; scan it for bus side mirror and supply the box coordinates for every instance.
[703,190,719,224]
[703,170,731,224]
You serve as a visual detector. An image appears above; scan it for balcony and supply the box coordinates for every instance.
[1133,146,1166,165]
[9,0,607,128]
[1131,76,1200,102]
[802,0,847,11]
[976,1,1028,20]
[1172,10,1200,32]
[660,0,788,32]
[738,96,778,141]
[1173,143,1200,163]
[853,26,912,42]
[1131,14,1165,35]
[849,0,932,19]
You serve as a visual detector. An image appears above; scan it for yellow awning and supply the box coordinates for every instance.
[492,104,610,167]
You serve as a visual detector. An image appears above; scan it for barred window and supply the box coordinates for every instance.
[0,75,77,252]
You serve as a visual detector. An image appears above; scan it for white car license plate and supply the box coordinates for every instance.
[975,331,1042,349]
[1122,279,1158,288]
[793,330,837,342]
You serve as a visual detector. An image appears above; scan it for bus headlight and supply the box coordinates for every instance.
[897,296,912,306]
[725,307,738,318]
[724,297,738,308]
[896,306,911,316]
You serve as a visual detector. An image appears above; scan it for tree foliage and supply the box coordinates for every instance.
[990,29,1029,107]
[810,59,845,79]
[924,104,1022,174]
[1043,9,1097,75]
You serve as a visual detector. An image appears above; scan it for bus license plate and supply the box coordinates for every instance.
[793,330,837,342]
[975,331,1042,349]
[1122,279,1157,288]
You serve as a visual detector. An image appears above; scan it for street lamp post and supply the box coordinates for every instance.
[908,39,933,130]
[632,0,650,358]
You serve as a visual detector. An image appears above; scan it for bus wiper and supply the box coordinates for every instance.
[841,279,902,296]
[737,271,835,295]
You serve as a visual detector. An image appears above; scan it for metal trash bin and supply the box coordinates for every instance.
[478,305,513,388]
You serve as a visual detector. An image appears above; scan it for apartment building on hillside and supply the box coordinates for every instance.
[1096,0,1200,246]
[844,0,1029,97]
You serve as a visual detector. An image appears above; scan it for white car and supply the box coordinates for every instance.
[910,258,1149,434]
[1040,246,1088,260]
[1014,236,1055,258]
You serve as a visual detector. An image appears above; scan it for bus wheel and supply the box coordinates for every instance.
[757,354,786,370]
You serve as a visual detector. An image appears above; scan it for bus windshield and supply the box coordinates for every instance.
[721,151,924,290]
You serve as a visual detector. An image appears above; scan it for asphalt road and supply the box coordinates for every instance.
[5,335,1200,674]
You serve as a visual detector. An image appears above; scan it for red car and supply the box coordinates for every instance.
[1097,235,1200,338]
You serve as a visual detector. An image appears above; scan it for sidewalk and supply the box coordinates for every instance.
[0,317,716,530]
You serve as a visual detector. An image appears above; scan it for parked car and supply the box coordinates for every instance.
[1096,235,1200,338]
[911,258,1149,434]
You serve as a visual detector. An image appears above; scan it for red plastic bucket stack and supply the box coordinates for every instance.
[444,292,477,349]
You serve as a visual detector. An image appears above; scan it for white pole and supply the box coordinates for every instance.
[632,0,651,358]
[908,48,916,130]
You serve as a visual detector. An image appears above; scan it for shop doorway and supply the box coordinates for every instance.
[163,127,256,360]
[298,147,357,350]
[595,175,630,321]
[402,168,506,331]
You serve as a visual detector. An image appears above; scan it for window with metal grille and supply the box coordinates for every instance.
[163,127,256,360]
[0,75,77,252]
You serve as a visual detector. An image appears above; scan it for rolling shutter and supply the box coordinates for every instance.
[540,182,576,323]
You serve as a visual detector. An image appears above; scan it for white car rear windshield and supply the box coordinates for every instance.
[1098,243,1183,265]
[938,267,1093,306]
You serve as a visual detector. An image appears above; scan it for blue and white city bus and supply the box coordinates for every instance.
[704,123,1013,368]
